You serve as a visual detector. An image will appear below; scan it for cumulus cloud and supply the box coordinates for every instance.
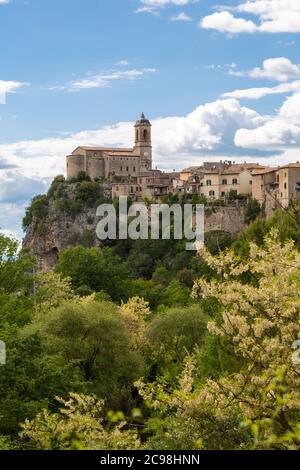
[201,11,257,34]
[222,80,300,100]
[280,93,300,123]
[248,58,300,82]
[201,0,300,34]
[235,93,300,149]
[3,95,300,236]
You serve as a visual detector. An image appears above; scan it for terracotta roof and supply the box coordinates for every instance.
[222,163,265,174]
[252,167,278,175]
[279,163,300,170]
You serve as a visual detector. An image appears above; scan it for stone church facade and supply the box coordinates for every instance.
[66,113,152,180]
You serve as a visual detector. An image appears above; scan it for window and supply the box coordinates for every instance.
[209,190,215,197]
[136,130,139,141]
[126,167,129,172]
[222,179,227,185]
[143,129,148,141]
[120,166,123,171]
[206,180,212,186]
[232,178,238,185]
[284,183,287,189]
[221,191,226,197]
[133,166,136,173]
[136,186,139,192]
[131,187,134,193]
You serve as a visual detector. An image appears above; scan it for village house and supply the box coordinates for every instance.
[65,113,300,209]
[252,163,300,216]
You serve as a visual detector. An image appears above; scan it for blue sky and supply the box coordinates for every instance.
[1,0,300,238]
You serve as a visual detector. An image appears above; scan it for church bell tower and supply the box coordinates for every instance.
[134,113,152,171]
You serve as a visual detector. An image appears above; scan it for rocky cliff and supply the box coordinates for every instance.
[24,193,247,272]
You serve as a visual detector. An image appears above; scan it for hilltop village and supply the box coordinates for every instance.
[67,113,300,217]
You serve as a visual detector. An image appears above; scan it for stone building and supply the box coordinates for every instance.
[252,163,300,216]
[181,162,265,199]
[66,113,153,180]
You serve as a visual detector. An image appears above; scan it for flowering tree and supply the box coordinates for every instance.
[137,230,300,449]
[20,393,141,450]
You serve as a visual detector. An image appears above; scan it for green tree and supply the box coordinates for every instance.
[23,195,49,228]
[55,246,129,302]
[32,299,144,401]
[147,305,208,380]
[244,199,261,224]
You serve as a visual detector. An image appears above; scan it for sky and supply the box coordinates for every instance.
[1,0,300,239]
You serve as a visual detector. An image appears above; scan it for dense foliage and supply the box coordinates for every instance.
[2,200,300,450]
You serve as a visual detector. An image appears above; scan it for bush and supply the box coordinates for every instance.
[244,198,261,224]
[22,195,49,229]
[75,182,100,207]
[47,175,66,198]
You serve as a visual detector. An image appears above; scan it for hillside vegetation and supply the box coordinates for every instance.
[0,192,300,449]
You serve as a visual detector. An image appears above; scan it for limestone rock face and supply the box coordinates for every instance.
[24,192,246,272]
[23,198,100,271]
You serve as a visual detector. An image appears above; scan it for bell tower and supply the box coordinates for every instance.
[134,113,152,171]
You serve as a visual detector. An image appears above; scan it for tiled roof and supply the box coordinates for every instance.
[222,163,265,174]
[279,163,300,170]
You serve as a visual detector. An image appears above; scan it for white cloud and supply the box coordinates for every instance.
[222,80,300,100]
[117,60,129,66]
[280,93,300,123]
[235,93,300,149]
[0,80,29,103]
[201,11,257,34]
[142,0,193,6]
[135,0,195,14]
[245,58,300,82]
[170,12,192,22]
[3,94,300,236]
[69,68,156,90]
[201,1,300,34]
[235,120,300,149]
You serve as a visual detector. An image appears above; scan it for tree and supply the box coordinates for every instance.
[146,305,208,380]
[191,230,300,448]
[55,246,129,301]
[137,230,300,450]
[20,393,141,450]
[244,199,261,224]
[0,234,36,299]
[0,324,85,437]
[23,195,48,228]
[32,298,144,401]
[120,297,151,348]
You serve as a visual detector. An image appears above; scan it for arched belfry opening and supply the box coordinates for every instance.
[143,129,148,142]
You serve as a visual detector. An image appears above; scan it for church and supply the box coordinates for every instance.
[66,113,153,180]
